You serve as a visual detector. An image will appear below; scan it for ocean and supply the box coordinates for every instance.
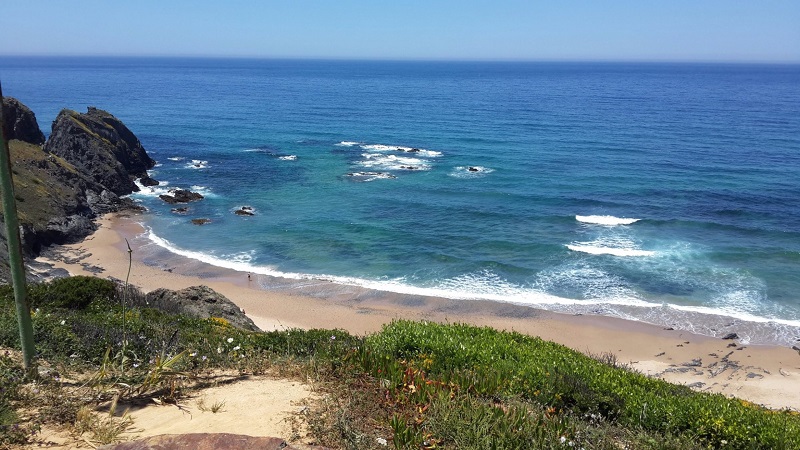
[3,57,799,345]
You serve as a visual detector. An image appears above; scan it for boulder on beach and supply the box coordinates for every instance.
[145,286,260,331]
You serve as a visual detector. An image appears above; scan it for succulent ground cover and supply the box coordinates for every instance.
[1,277,798,449]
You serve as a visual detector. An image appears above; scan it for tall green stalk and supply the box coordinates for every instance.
[121,238,132,374]
[0,84,37,378]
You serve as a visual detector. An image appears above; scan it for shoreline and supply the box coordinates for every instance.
[36,212,800,410]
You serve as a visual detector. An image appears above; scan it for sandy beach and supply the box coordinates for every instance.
[36,212,800,411]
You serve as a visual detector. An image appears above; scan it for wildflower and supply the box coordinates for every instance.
[60,320,66,325]
[217,347,223,354]
[233,345,240,351]
[330,335,336,340]
[376,437,388,446]
[189,352,197,357]
[202,355,207,361]
[133,363,140,368]
[560,436,567,444]
[227,337,234,343]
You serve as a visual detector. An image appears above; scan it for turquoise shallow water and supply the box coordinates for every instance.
[3,57,800,344]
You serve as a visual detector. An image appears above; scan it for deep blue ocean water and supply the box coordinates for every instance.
[3,57,800,344]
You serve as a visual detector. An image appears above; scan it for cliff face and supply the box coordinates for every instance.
[44,107,155,196]
[2,97,46,145]
[1,98,155,282]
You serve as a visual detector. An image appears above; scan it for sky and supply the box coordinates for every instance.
[2,1,799,63]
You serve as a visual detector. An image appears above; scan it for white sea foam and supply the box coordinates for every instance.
[186,160,209,169]
[167,156,184,161]
[336,141,361,147]
[278,155,297,161]
[346,172,397,182]
[359,154,431,171]
[576,215,640,226]
[190,185,217,197]
[567,244,656,257]
[142,229,800,343]
[132,179,171,197]
[360,144,442,157]
[449,166,495,178]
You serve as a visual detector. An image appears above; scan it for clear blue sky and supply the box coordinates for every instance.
[3,1,799,62]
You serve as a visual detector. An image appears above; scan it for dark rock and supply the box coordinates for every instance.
[98,433,329,450]
[2,97,46,145]
[171,207,189,214]
[468,166,479,172]
[160,189,204,204]
[44,107,155,196]
[721,332,738,340]
[145,286,260,331]
[727,342,737,348]
[683,358,702,367]
[234,208,255,216]
[139,176,160,187]
[191,218,211,225]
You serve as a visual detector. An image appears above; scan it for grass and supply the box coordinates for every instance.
[1,277,799,449]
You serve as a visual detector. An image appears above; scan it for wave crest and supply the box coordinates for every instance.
[576,215,640,226]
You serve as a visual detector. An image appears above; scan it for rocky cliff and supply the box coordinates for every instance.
[1,97,46,145]
[44,107,155,196]
[1,98,155,282]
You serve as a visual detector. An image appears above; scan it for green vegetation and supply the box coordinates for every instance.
[0,276,798,449]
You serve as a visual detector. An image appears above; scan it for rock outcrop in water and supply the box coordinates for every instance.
[0,98,156,283]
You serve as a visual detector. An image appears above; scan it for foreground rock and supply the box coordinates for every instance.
[44,107,156,196]
[2,97,46,145]
[146,286,260,331]
[99,434,328,450]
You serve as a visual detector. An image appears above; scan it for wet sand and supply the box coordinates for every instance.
[36,213,800,410]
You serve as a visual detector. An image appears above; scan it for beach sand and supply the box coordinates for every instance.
[36,213,800,411]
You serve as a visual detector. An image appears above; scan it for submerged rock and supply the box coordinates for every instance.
[159,189,204,204]
[191,218,211,225]
[234,206,255,216]
[145,286,260,331]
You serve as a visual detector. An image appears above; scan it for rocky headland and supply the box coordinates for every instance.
[1,97,156,283]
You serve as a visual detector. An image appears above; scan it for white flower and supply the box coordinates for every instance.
[560,436,567,444]
[226,337,234,343]
[376,437,388,446]
[189,352,197,357]
[233,346,240,351]
[217,347,223,354]
[60,320,66,325]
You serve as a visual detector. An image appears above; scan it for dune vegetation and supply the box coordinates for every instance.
[1,276,798,449]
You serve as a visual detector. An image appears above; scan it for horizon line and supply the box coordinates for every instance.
[2,53,799,66]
